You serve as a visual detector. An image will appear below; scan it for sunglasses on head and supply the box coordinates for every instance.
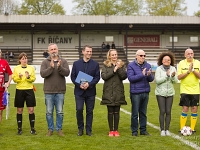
[138,55,146,57]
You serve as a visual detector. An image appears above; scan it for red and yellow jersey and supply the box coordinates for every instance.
[0,59,12,91]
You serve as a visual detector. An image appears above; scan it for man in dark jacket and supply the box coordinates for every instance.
[71,45,100,136]
[127,49,154,136]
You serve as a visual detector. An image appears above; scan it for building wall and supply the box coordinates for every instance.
[0,31,199,49]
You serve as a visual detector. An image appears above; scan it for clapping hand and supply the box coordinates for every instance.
[57,60,61,67]
[19,73,23,79]
[50,59,54,68]
[147,68,152,76]
[171,71,176,77]
[114,62,120,72]
[142,68,151,76]
[25,71,29,78]
[166,69,170,77]
[188,63,193,72]
[142,68,146,76]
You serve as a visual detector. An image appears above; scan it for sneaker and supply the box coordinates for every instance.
[165,130,170,136]
[17,128,22,135]
[160,130,166,136]
[140,131,151,136]
[114,131,120,137]
[192,130,196,135]
[46,129,53,136]
[58,130,64,136]
[30,128,37,135]
[108,131,114,137]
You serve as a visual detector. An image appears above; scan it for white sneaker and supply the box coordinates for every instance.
[161,130,166,136]
[165,130,170,136]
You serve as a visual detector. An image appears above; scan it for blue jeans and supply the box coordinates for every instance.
[75,94,95,133]
[45,94,64,131]
[130,93,149,134]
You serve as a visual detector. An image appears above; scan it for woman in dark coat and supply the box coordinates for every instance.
[101,49,127,137]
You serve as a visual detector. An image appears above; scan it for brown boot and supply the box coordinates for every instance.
[46,129,53,136]
[58,130,64,136]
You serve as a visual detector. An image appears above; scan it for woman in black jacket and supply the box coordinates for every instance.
[101,49,127,137]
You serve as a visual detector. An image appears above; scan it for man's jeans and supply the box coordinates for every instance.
[45,93,64,131]
[75,94,95,133]
[130,93,149,134]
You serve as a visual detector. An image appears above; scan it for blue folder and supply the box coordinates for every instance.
[75,71,93,84]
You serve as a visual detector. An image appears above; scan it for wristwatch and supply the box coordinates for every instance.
[192,68,194,72]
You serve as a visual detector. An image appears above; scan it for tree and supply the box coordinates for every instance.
[71,0,142,15]
[0,0,19,15]
[145,0,187,16]
[116,0,143,15]
[194,0,200,16]
[17,0,65,15]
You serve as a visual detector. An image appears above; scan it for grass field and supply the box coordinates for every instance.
[1,83,200,150]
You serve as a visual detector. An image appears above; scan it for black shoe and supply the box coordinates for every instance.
[86,132,92,136]
[132,132,138,136]
[77,130,83,136]
[140,131,151,136]
[30,128,37,135]
[192,130,196,135]
[17,128,22,135]
[178,130,182,135]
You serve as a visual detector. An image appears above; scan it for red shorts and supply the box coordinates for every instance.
[0,92,6,110]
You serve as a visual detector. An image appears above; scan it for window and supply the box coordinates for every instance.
[169,36,178,42]
[105,36,113,42]
[190,36,198,42]
[0,36,3,43]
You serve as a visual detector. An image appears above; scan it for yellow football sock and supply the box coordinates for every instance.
[190,113,198,131]
[180,112,187,130]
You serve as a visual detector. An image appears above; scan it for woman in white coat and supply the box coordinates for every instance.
[155,52,178,136]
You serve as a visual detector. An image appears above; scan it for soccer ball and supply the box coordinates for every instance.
[181,126,192,136]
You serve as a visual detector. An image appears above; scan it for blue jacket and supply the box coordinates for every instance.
[71,58,100,96]
[127,59,154,94]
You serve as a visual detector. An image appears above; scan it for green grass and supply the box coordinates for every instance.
[1,83,200,150]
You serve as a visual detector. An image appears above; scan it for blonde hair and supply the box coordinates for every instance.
[103,49,124,68]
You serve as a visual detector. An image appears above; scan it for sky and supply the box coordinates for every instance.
[61,0,200,15]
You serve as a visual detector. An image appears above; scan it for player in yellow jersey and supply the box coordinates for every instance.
[178,48,200,134]
[12,52,36,135]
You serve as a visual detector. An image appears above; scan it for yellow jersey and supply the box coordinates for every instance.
[178,59,200,94]
[12,65,36,90]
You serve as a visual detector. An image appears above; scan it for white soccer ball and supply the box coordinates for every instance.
[181,126,192,136]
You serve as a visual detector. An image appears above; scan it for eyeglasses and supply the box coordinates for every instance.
[163,59,171,62]
[138,55,146,57]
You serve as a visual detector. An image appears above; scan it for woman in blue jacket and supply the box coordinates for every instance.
[155,52,178,136]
